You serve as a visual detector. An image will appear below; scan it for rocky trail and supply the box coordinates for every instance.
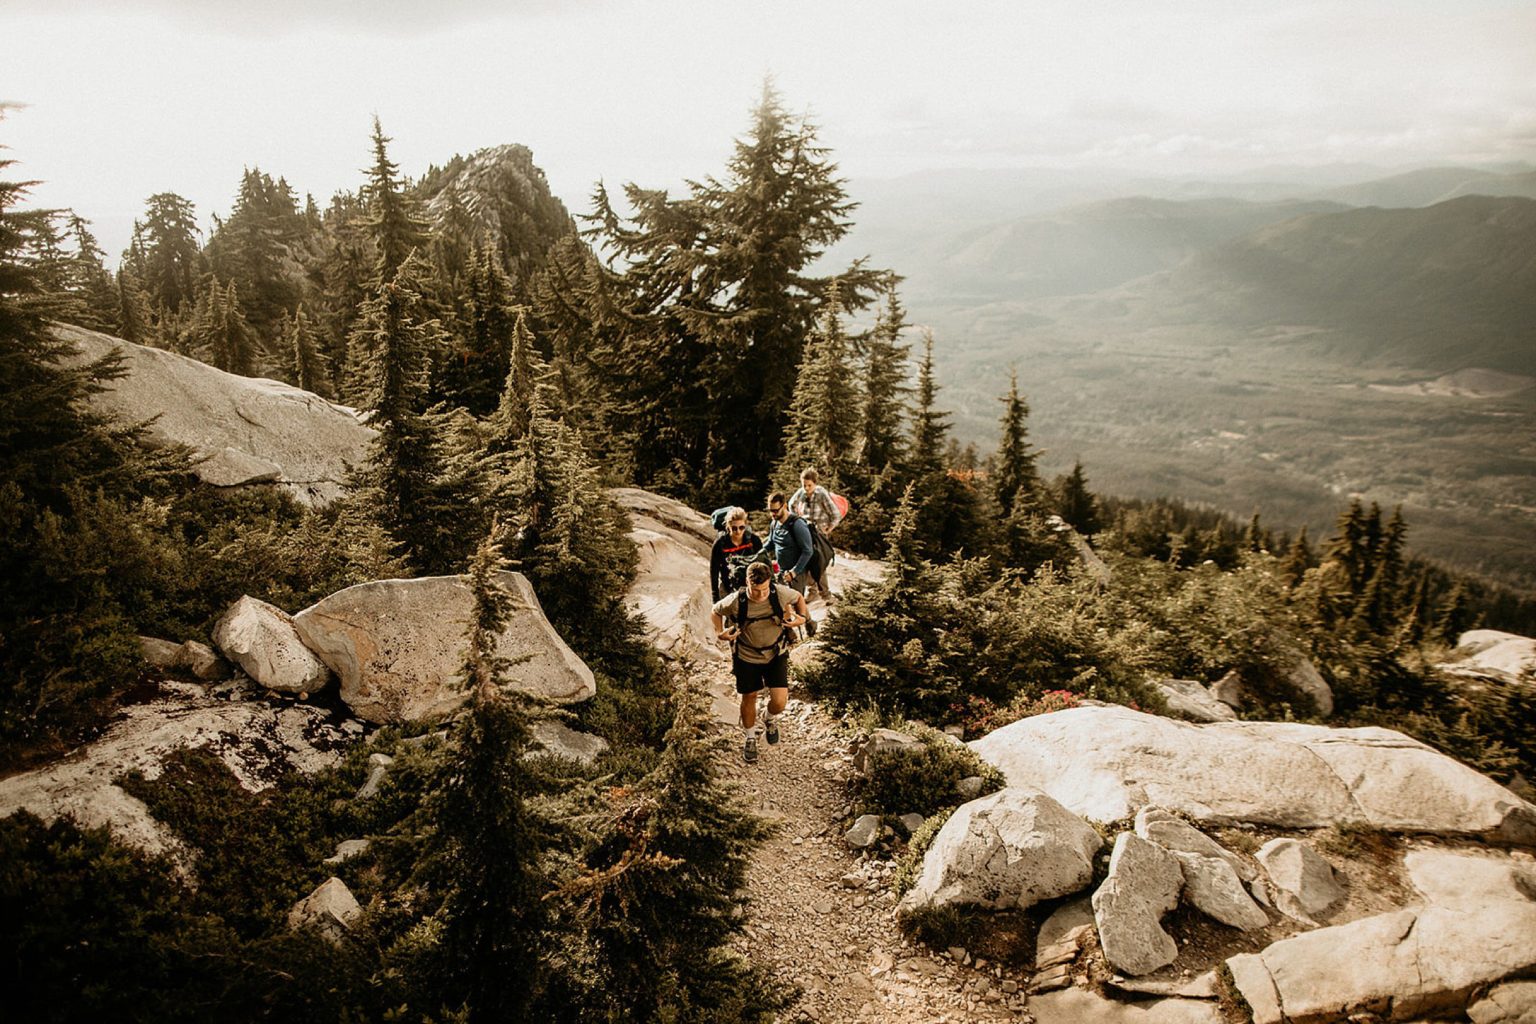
[705,683,1037,1024]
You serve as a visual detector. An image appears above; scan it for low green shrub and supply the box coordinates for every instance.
[858,724,1004,820]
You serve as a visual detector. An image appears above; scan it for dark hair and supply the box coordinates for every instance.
[801,468,819,484]
[747,562,773,584]
[768,492,788,509]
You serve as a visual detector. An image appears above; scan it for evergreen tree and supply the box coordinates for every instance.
[992,370,1041,517]
[487,309,543,449]
[189,277,261,376]
[0,152,168,747]
[204,168,305,345]
[1280,525,1312,589]
[438,244,518,415]
[1056,461,1102,537]
[347,254,460,572]
[127,192,202,314]
[115,269,154,345]
[312,189,374,394]
[284,307,330,396]
[773,287,860,492]
[858,285,911,477]
[363,117,429,285]
[561,678,775,1022]
[433,529,551,1022]
[908,330,948,479]
[586,81,884,496]
[64,214,120,333]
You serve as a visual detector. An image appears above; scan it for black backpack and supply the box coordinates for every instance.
[734,585,792,658]
[785,513,833,583]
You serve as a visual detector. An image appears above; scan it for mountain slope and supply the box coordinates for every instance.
[1136,195,1536,374]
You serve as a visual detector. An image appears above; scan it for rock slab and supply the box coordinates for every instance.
[1155,678,1238,723]
[288,877,362,945]
[1092,832,1183,976]
[970,704,1536,843]
[1227,901,1536,1024]
[293,572,595,724]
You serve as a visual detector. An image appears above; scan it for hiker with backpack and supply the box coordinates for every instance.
[709,506,764,601]
[765,492,819,637]
[711,560,810,763]
[788,467,842,604]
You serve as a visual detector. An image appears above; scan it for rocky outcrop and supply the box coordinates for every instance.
[212,595,331,695]
[1226,899,1536,1024]
[900,788,1102,914]
[1092,832,1183,976]
[1468,980,1536,1024]
[1173,851,1269,931]
[62,325,373,505]
[614,489,723,663]
[0,689,351,860]
[1441,629,1536,684]
[970,705,1536,843]
[1135,806,1255,881]
[1154,678,1237,723]
[293,572,595,724]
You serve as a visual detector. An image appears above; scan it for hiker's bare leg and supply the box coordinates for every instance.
[740,690,761,730]
[766,686,788,718]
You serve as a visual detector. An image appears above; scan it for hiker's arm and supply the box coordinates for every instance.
[710,610,736,642]
[787,592,810,628]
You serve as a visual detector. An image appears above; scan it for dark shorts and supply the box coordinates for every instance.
[733,654,790,694]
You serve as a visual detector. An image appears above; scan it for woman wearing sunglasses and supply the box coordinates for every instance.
[709,506,765,602]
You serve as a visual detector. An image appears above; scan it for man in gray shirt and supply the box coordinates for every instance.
[711,561,809,763]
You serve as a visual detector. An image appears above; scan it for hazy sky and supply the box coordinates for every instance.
[6,0,1535,259]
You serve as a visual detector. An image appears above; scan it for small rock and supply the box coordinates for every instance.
[898,812,927,837]
[955,776,985,799]
[948,946,967,962]
[840,873,864,889]
[287,876,362,946]
[138,636,184,670]
[178,640,231,681]
[1001,980,1018,994]
[1031,964,1072,993]
[814,901,833,915]
[846,814,881,848]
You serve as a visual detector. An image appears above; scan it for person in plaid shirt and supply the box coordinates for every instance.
[788,467,841,604]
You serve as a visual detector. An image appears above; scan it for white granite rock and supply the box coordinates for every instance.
[1134,805,1255,880]
[293,572,595,724]
[1442,629,1536,684]
[62,324,372,505]
[1468,980,1536,1024]
[1255,838,1344,921]
[1227,901,1536,1024]
[213,595,331,695]
[1173,851,1269,930]
[0,692,351,862]
[1155,678,1237,722]
[288,877,362,945]
[970,704,1536,843]
[1092,832,1183,976]
[900,789,1102,913]
[529,720,610,765]
[1404,848,1536,906]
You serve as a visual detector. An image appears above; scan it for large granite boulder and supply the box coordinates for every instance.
[899,788,1102,913]
[1226,900,1536,1024]
[212,595,332,695]
[61,325,373,505]
[1403,848,1536,906]
[1092,832,1183,976]
[970,705,1536,843]
[0,690,351,861]
[1441,629,1536,684]
[293,572,594,724]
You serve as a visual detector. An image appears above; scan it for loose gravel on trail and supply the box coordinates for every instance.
[706,678,1039,1024]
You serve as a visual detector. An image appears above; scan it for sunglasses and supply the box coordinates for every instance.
[729,524,746,531]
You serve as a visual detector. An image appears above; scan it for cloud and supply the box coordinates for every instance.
[8,0,598,37]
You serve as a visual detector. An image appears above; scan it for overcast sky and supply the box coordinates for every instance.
[6,0,1535,260]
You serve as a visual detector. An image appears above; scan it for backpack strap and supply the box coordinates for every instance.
[733,585,789,657]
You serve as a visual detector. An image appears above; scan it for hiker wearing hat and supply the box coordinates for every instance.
[710,560,809,764]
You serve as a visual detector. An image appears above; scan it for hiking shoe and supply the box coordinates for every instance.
[743,734,759,764]
[765,717,780,745]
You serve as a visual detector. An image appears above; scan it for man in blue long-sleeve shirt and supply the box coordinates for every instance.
[766,493,817,637]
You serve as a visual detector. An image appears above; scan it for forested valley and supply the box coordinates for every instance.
[2,86,1534,1021]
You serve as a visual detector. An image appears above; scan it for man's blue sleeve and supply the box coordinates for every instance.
[790,517,813,574]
